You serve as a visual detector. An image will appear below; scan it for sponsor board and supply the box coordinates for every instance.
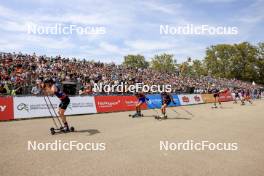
[146,94,181,109]
[5,93,233,120]
[66,96,97,115]
[201,94,215,103]
[219,91,233,102]
[146,94,162,109]
[95,96,147,113]
[171,95,181,107]
[123,96,147,110]
[178,94,204,106]
[0,96,14,120]
[14,96,96,119]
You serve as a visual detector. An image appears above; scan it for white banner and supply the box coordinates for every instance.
[178,94,204,106]
[14,96,96,119]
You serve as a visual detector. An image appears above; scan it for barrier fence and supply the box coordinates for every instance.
[0,92,233,121]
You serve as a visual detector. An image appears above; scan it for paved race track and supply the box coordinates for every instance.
[1,101,264,176]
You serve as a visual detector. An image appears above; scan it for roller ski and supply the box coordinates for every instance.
[211,105,223,109]
[129,112,144,118]
[211,102,222,108]
[50,127,75,135]
[42,80,74,135]
[50,126,75,135]
[154,114,168,120]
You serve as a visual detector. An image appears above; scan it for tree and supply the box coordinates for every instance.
[178,58,206,77]
[204,42,262,83]
[179,61,190,76]
[191,59,206,77]
[123,54,149,68]
[232,42,258,82]
[256,42,264,84]
[204,44,235,78]
[150,53,176,73]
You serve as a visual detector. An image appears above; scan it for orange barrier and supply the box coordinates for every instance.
[201,94,215,103]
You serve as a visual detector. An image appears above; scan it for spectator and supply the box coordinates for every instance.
[0,83,7,95]
[31,83,42,95]
[0,52,262,95]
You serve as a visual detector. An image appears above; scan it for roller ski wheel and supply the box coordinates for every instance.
[160,115,168,120]
[62,126,75,133]
[63,127,71,133]
[50,127,56,135]
[50,127,63,135]
[154,115,160,120]
[154,115,166,120]
[70,126,75,132]
[129,114,136,117]
[211,106,218,108]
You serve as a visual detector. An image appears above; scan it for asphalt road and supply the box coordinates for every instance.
[1,100,264,176]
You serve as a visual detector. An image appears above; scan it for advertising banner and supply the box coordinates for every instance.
[171,95,181,107]
[9,93,233,120]
[219,91,233,102]
[178,94,204,106]
[201,94,215,103]
[66,96,97,115]
[146,94,181,109]
[14,96,96,119]
[95,96,147,113]
[0,96,14,120]
[123,96,147,111]
[146,94,162,109]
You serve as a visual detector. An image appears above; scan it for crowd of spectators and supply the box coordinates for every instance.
[0,52,262,96]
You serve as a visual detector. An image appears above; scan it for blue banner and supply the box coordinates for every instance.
[146,94,162,109]
[171,95,181,107]
[146,94,181,109]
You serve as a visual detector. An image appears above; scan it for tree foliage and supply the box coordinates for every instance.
[123,54,148,68]
[204,42,264,84]
[150,54,176,73]
[121,42,264,84]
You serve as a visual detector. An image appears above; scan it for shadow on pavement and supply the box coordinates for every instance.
[74,129,100,135]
